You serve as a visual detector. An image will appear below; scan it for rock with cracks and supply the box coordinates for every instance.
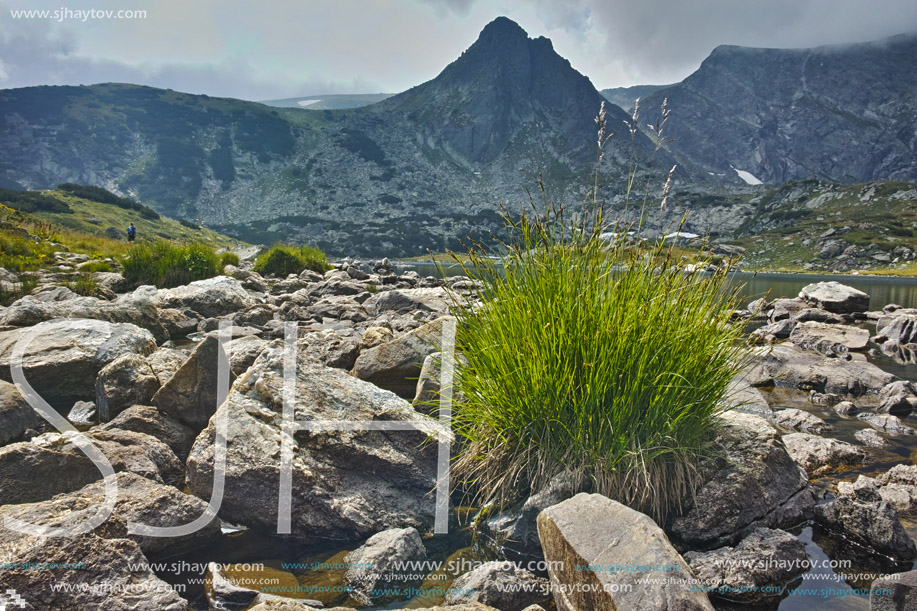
[0,429,182,504]
[798,281,870,314]
[186,343,440,542]
[667,411,813,550]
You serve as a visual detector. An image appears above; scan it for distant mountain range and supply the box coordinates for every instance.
[259,93,393,110]
[0,18,914,256]
[636,34,917,185]
[599,84,671,112]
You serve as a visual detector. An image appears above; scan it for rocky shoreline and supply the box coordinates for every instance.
[1,257,917,610]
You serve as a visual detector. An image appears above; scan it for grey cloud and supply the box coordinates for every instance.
[419,0,478,17]
[574,0,917,85]
[0,19,379,99]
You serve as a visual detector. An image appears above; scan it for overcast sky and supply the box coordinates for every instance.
[1,0,915,100]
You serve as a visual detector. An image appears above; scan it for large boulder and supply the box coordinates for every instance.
[152,334,232,431]
[343,527,428,605]
[0,380,41,447]
[0,285,168,342]
[363,287,452,316]
[0,319,157,409]
[156,276,256,319]
[100,405,197,463]
[537,493,713,611]
[0,533,188,610]
[788,321,869,351]
[667,411,813,550]
[0,429,182,504]
[798,281,869,314]
[95,353,161,422]
[352,317,452,397]
[746,343,896,396]
[186,344,439,542]
[445,561,551,611]
[782,433,864,476]
[0,472,219,553]
[815,475,916,561]
[684,528,808,604]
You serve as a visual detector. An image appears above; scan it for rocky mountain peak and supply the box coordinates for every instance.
[476,15,528,43]
[377,16,615,165]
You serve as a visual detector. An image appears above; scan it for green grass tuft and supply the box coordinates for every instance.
[449,210,749,523]
[219,252,241,268]
[253,243,331,277]
[121,240,222,288]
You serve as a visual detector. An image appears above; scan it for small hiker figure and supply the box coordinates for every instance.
[127,222,136,243]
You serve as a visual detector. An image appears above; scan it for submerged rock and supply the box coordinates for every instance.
[854,428,888,447]
[815,475,916,561]
[186,344,440,542]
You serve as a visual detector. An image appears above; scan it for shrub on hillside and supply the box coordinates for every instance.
[219,252,240,267]
[57,183,161,220]
[122,240,221,288]
[253,243,330,277]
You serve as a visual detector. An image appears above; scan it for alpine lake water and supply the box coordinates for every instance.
[158,267,917,611]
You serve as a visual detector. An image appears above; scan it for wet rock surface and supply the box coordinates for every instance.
[446,561,551,611]
[684,528,808,604]
[815,475,916,561]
